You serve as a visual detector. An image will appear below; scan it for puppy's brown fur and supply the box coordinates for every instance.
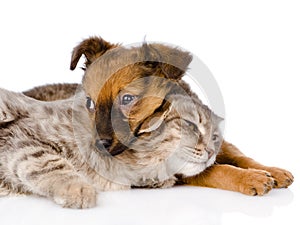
[26,37,293,195]
[71,37,193,156]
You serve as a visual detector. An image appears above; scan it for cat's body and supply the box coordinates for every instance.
[0,87,220,208]
[0,88,127,199]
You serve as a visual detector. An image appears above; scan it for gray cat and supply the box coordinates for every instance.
[0,87,221,208]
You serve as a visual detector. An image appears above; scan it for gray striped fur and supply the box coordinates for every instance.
[0,88,221,208]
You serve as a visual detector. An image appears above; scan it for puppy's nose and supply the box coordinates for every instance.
[205,148,214,159]
[95,139,112,151]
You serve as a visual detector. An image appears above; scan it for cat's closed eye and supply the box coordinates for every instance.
[184,119,198,133]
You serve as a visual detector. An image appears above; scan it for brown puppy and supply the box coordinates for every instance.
[26,37,294,195]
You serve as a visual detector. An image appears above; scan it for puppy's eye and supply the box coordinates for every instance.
[86,97,95,112]
[121,94,136,105]
[184,120,198,132]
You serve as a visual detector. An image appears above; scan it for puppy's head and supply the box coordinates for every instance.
[71,37,192,155]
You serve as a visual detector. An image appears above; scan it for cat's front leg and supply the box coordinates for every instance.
[217,141,294,188]
[10,146,97,209]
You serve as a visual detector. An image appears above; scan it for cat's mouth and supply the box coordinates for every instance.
[182,146,215,161]
[193,147,215,159]
[205,148,215,159]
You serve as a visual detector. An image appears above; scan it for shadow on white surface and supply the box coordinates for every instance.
[0,185,295,225]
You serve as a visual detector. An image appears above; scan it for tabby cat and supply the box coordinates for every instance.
[0,86,221,208]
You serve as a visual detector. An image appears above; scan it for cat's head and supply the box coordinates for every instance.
[117,93,223,177]
[166,94,223,177]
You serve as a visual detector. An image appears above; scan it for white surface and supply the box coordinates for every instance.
[0,187,298,225]
[0,1,299,225]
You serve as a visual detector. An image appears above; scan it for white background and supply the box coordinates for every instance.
[0,1,299,225]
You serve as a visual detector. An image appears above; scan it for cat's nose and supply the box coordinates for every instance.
[205,148,214,159]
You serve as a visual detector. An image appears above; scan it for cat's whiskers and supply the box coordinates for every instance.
[179,146,209,163]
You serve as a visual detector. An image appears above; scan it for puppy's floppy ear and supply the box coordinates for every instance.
[160,48,193,80]
[143,43,193,80]
[70,36,118,70]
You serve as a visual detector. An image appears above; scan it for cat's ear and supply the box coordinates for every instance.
[137,102,172,134]
[0,113,15,124]
[0,95,16,124]
[211,112,224,124]
[216,115,224,124]
[70,36,118,70]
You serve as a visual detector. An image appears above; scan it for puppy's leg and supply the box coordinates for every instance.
[7,146,96,209]
[217,141,294,188]
[181,164,274,196]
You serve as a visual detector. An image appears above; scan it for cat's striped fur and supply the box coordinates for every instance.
[0,87,220,208]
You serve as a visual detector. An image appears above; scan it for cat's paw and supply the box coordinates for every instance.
[160,179,177,188]
[132,178,176,189]
[153,178,176,188]
[239,169,275,196]
[264,167,294,188]
[53,181,97,209]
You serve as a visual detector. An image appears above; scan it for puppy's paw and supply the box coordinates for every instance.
[239,169,274,196]
[53,181,97,209]
[264,167,294,188]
